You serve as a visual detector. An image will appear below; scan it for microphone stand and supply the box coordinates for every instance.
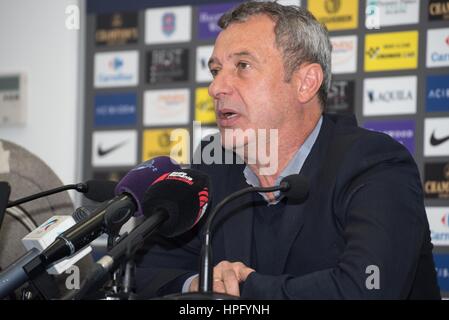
[164,184,287,300]
[64,211,168,300]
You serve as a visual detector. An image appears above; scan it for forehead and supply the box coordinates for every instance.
[212,14,278,60]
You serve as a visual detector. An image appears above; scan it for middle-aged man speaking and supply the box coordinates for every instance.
[135,1,440,299]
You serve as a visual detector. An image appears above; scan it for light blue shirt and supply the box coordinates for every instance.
[243,116,323,204]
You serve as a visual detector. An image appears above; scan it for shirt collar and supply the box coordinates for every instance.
[243,115,323,205]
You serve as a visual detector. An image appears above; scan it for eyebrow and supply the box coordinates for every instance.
[208,51,259,69]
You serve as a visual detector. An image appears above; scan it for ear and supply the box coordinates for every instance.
[294,63,324,104]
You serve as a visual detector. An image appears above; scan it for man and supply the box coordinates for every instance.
[135,1,440,299]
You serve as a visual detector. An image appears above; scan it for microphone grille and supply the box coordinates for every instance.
[280,174,309,203]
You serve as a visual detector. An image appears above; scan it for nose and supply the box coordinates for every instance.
[208,71,233,100]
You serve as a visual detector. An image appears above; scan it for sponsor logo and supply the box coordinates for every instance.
[326,80,355,114]
[325,0,341,13]
[431,132,449,146]
[330,35,357,74]
[427,207,449,245]
[92,130,137,167]
[196,45,214,83]
[95,12,138,46]
[365,0,419,27]
[152,171,194,186]
[277,0,302,5]
[195,87,216,124]
[363,76,417,116]
[94,51,138,88]
[424,118,449,156]
[433,254,449,291]
[162,12,176,36]
[94,93,137,127]
[143,89,190,126]
[308,0,358,30]
[426,74,449,112]
[97,140,128,157]
[146,48,189,84]
[427,28,449,68]
[363,120,415,155]
[428,0,449,21]
[41,218,58,232]
[364,31,418,72]
[142,128,190,165]
[197,3,237,40]
[145,6,191,44]
[424,163,449,199]
[197,188,209,223]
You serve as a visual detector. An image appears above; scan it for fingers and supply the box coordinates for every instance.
[222,269,240,296]
[189,275,199,292]
[211,260,255,297]
[212,277,226,294]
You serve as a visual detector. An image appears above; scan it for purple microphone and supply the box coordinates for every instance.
[115,156,181,216]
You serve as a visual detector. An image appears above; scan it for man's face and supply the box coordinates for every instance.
[208,14,299,151]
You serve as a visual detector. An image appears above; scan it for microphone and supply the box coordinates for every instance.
[23,157,180,277]
[7,179,117,208]
[0,215,92,299]
[142,169,210,237]
[67,169,211,300]
[198,174,309,295]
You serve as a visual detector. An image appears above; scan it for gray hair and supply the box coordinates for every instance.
[218,1,332,109]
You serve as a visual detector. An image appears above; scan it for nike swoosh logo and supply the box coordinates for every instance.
[430,131,449,146]
[97,140,128,157]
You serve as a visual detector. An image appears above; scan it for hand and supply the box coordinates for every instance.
[189,260,255,297]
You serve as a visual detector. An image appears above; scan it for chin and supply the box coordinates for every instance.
[219,128,247,151]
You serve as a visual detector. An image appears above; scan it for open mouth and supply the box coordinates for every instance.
[220,111,238,119]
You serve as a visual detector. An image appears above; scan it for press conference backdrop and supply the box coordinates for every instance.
[81,0,449,297]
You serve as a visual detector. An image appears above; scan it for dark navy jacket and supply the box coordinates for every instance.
[135,113,440,299]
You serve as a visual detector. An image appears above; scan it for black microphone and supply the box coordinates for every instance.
[66,169,210,300]
[7,179,117,208]
[198,174,309,295]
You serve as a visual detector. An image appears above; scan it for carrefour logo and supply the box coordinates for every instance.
[427,28,449,68]
[427,207,449,246]
[108,57,123,71]
[442,213,449,227]
[94,51,138,88]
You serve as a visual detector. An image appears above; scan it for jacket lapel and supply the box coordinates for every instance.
[273,115,335,274]
[219,164,254,266]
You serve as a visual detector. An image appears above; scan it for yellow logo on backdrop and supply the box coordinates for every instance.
[195,87,216,125]
[364,31,418,72]
[308,0,358,31]
[142,128,190,164]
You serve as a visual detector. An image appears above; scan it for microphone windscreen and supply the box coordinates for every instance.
[280,174,309,203]
[115,156,180,216]
[142,169,210,238]
[84,180,117,202]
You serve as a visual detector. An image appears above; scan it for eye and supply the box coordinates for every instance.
[237,61,250,70]
[209,68,220,78]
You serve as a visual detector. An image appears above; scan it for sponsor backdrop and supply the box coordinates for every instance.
[83,0,449,297]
